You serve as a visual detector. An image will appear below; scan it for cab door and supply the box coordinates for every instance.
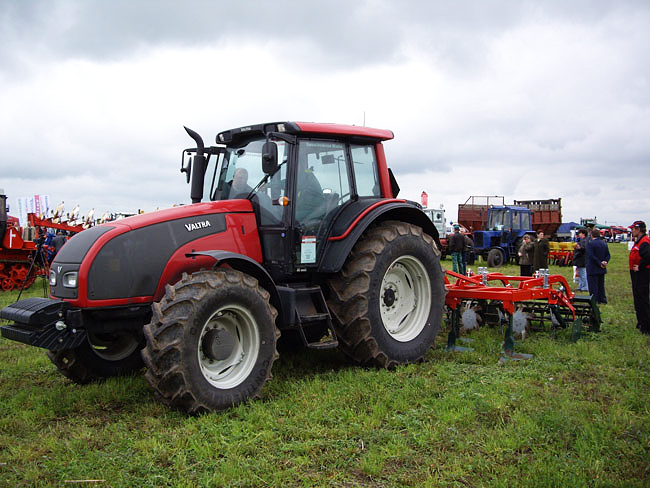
[292,139,352,269]
[254,140,293,280]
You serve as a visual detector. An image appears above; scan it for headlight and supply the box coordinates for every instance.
[49,270,57,286]
[62,272,78,288]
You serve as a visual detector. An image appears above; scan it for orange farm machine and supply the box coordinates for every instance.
[443,267,601,360]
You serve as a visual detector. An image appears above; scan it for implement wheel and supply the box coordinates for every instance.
[327,221,445,368]
[142,269,279,414]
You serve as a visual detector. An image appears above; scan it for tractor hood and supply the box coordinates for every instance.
[50,200,255,305]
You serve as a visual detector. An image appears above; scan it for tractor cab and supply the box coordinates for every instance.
[473,205,534,266]
[181,122,408,281]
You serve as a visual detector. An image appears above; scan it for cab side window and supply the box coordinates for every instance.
[351,144,380,197]
[295,140,350,227]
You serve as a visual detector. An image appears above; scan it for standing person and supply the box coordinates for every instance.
[573,228,589,292]
[448,225,466,275]
[49,230,67,262]
[533,230,550,272]
[586,228,610,304]
[463,233,474,269]
[628,220,650,335]
[518,234,534,276]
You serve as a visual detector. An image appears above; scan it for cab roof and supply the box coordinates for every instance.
[216,121,394,145]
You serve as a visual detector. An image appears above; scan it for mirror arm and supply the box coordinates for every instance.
[265,132,296,144]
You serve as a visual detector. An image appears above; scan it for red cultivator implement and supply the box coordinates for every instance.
[444,267,601,360]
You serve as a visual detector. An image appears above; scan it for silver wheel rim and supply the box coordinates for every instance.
[89,332,139,361]
[198,304,260,389]
[379,255,432,342]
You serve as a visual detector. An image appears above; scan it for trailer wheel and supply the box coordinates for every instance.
[47,331,143,384]
[142,269,279,414]
[487,248,505,267]
[327,221,445,368]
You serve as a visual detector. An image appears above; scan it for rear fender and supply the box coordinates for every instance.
[319,200,440,274]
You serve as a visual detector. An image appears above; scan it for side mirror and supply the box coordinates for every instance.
[262,142,278,175]
[180,152,192,183]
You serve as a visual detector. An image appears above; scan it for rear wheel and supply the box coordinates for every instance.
[142,269,279,414]
[47,330,143,384]
[327,221,445,368]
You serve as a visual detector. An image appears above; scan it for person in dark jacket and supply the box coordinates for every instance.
[518,234,534,276]
[463,233,474,268]
[573,228,589,292]
[586,228,610,304]
[628,220,650,334]
[448,225,466,275]
[533,230,550,271]
[49,230,67,262]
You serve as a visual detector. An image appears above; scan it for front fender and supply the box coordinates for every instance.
[186,250,282,322]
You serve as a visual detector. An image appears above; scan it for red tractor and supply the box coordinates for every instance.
[1,122,446,413]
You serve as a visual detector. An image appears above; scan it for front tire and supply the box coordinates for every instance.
[47,330,143,384]
[142,269,279,414]
[327,221,446,368]
[487,248,505,267]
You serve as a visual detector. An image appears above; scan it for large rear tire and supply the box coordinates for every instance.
[142,269,279,414]
[47,331,143,384]
[327,221,446,368]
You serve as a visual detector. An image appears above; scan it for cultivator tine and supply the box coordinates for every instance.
[572,318,582,342]
[503,313,515,354]
[445,307,473,352]
[498,313,533,363]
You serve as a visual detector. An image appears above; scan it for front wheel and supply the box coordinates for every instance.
[327,221,446,368]
[47,330,143,384]
[487,248,505,267]
[142,269,279,414]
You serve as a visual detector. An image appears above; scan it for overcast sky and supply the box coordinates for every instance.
[1,0,648,228]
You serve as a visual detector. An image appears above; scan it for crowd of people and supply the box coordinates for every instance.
[513,221,649,336]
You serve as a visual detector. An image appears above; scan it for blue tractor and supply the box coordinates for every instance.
[471,205,536,267]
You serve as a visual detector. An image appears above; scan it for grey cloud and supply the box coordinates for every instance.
[2,0,649,225]
[4,0,645,72]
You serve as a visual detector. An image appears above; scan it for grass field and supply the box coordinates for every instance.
[1,243,648,487]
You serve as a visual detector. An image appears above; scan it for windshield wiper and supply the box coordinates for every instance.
[245,160,286,200]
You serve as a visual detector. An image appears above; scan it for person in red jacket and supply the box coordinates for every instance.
[629,220,650,335]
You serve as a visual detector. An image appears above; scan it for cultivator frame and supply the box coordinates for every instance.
[444,268,601,358]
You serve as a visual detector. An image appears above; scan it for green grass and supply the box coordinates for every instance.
[1,243,648,487]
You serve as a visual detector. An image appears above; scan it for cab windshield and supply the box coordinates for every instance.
[488,209,508,231]
[208,138,289,225]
